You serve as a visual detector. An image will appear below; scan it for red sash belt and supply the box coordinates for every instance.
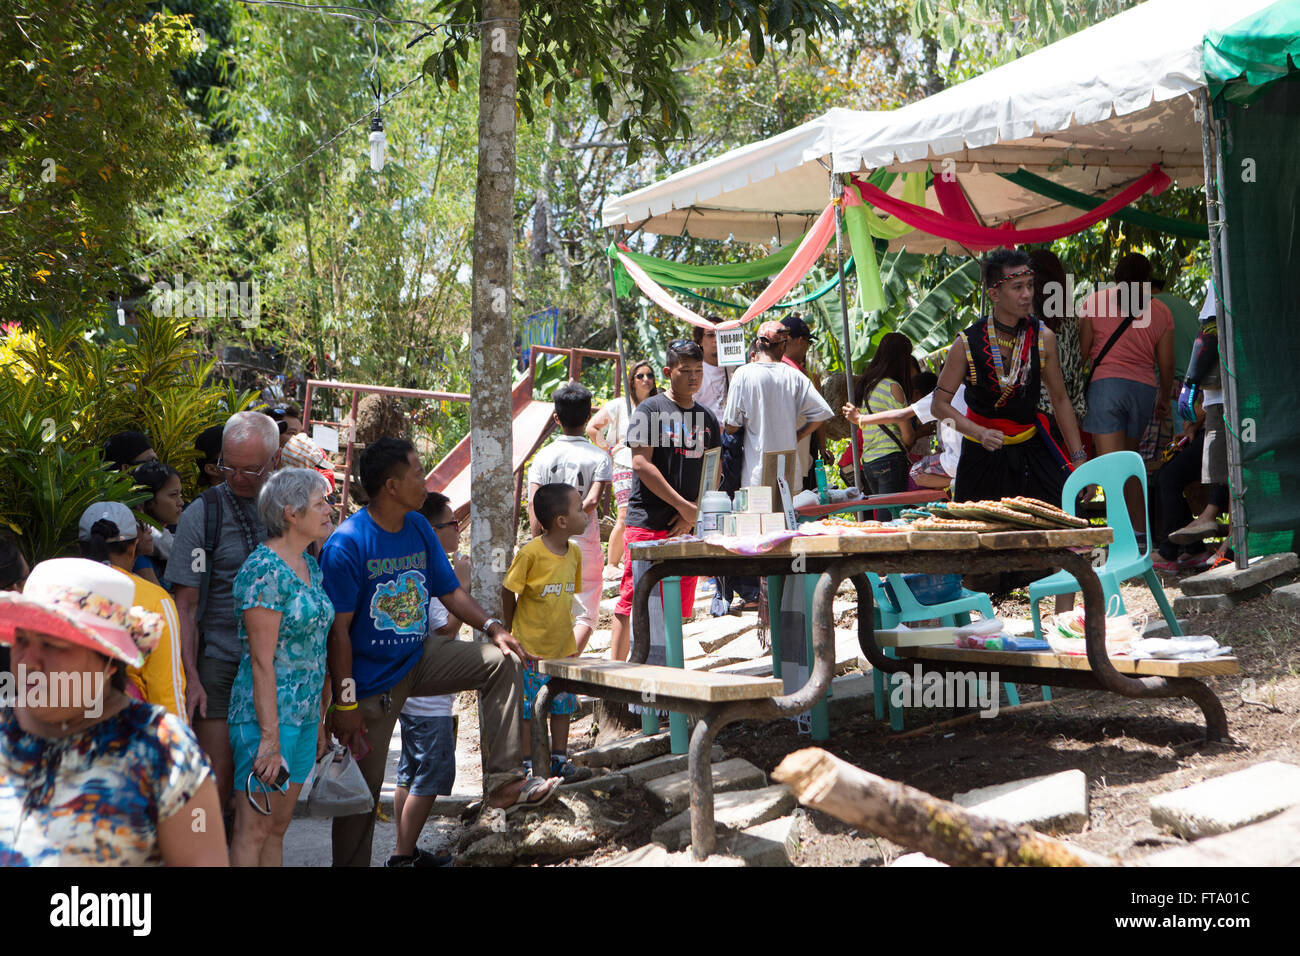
[965,409,1036,437]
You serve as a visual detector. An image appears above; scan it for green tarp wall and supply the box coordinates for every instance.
[1221,71,1300,555]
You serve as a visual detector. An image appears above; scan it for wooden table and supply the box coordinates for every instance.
[623,526,1233,854]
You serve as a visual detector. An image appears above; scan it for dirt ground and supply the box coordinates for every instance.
[443,569,1300,866]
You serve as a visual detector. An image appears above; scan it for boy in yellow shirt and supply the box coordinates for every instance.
[502,483,592,782]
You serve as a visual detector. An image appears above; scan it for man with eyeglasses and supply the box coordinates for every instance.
[166,411,280,825]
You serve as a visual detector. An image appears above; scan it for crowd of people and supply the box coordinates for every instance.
[0,245,1227,867]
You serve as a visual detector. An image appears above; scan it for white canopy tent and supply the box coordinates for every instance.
[602,0,1278,253]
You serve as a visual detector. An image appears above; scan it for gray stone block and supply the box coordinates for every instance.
[644,757,767,815]
[1272,582,1300,611]
[890,852,949,867]
[557,772,628,796]
[1139,805,1300,867]
[1142,618,1190,638]
[954,769,1089,833]
[620,746,725,786]
[732,814,800,866]
[827,672,876,720]
[1180,552,1297,595]
[599,843,745,867]
[711,658,775,677]
[572,731,670,769]
[652,784,795,851]
[1149,760,1300,840]
[1173,593,1235,616]
[682,614,757,652]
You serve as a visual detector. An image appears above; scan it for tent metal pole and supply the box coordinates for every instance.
[831,173,863,493]
[1197,88,1248,567]
[605,229,630,406]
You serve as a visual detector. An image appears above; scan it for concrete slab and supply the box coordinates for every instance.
[954,769,1089,833]
[827,673,875,720]
[834,628,865,672]
[644,757,767,815]
[620,746,725,786]
[1272,583,1300,611]
[684,654,746,672]
[1180,552,1297,595]
[557,772,628,797]
[572,731,670,769]
[1173,593,1235,616]
[652,784,795,851]
[599,843,745,867]
[682,614,757,652]
[733,814,800,866]
[598,598,618,618]
[711,658,775,677]
[718,630,769,661]
[1142,618,1190,638]
[890,852,950,867]
[1149,761,1300,840]
[1139,805,1300,867]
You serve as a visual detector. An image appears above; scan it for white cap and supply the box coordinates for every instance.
[77,501,138,542]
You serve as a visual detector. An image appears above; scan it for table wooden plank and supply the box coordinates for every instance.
[895,645,1240,677]
[538,656,784,702]
[629,526,1112,561]
[977,528,1113,550]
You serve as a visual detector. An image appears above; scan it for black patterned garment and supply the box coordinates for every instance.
[953,317,1071,504]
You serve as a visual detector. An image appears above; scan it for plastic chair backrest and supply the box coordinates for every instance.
[1061,451,1148,563]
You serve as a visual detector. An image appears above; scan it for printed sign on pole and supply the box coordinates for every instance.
[717,328,747,367]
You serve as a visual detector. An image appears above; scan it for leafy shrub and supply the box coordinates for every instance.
[0,312,256,561]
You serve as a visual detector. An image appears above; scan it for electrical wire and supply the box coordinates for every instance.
[129,72,424,269]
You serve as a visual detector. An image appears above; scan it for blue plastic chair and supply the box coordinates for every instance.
[1028,451,1183,640]
[867,573,1027,731]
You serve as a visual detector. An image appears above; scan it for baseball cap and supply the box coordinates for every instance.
[757,320,789,344]
[77,502,138,543]
[780,314,816,340]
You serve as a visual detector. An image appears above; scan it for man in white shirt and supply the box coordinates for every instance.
[693,317,730,422]
[723,321,834,487]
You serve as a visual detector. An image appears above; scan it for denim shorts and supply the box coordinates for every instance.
[1083,378,1157,439]
[230,717,319,789]
[396,713,456,796]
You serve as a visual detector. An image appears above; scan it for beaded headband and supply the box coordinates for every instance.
[986,266,1034,290]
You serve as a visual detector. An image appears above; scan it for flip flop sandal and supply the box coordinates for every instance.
[503,775,561,817]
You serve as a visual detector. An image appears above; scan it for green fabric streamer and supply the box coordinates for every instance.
[609,236,801,289]
[998,169,1208,240]
[845,172,928,312]
[665,256,856,312]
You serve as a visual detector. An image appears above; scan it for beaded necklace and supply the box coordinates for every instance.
[986,316,1032,407]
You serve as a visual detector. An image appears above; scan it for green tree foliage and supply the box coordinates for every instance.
[0,314,255,562]
[0,1,201,323]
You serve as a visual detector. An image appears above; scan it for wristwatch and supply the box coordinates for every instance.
[481,617,505,636]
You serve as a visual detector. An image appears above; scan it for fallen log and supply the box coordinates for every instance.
[772,747,1111,867]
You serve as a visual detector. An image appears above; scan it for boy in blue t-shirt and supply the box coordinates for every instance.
[320,438,560,868]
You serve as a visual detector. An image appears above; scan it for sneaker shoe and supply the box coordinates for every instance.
[697,578,717,596]
[1151,556,1180,574]
[1167,514,1223,545]
[385,847,454,867]
[550,756,593,783]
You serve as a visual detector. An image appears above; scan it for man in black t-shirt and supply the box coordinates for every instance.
[609,339,720,661]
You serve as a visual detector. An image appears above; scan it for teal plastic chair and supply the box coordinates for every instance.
[1028,450,1183,640]
[867,573,1026,731]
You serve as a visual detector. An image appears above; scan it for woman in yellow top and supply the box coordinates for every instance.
[77,502,186,723]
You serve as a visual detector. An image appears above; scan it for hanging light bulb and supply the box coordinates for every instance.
[368,111,386,173]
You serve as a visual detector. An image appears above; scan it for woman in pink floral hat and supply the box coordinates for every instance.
[0,558,228,866]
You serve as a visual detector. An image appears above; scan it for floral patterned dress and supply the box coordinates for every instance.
[228,545,333,730]
[0,702,209,866]
[1037,314,1088,420]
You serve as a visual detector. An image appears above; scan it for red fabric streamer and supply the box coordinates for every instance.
[932,174,981,226]
[853,165,1172,250]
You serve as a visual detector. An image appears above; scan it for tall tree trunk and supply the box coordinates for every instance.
[302,205,327,377]
[469,0,521,614]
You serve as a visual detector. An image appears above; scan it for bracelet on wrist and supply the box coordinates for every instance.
[329,702,358,713]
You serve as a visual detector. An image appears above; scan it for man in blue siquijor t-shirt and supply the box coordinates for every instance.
[320,438,560,867]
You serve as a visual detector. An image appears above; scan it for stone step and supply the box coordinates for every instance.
[731,814,799,866]
[1149,760,1300,840]
[1180,552,1297,595]
[711,658,775,678]
[556,771,628,796]
[621,745,726,786]
[1272,583,1300,611]
[953,769,1089,834]
[827,672,875,720]
[1139,805,1300,867]
[572,731,671,769]
[682,614,759,652]
[644,757,767,815]
[586,629,612,653]
[890,852,949,867]
[1142,617,1190,638]
[1173,593,1235,616]
[652,784,795,851]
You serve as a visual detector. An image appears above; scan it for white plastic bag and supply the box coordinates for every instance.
[307,744,374,818]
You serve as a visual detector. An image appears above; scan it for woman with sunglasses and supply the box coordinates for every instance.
[227,468,334,866]
[586,360,659,576]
